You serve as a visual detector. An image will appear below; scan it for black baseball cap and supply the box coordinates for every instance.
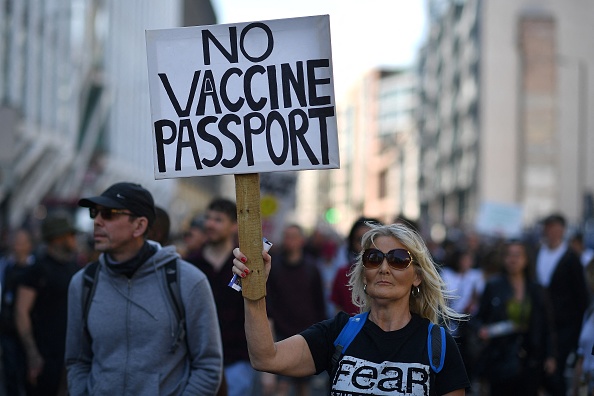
[78,182,156,225]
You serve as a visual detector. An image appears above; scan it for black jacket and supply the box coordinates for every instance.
[540,248,588,332]
[475,276,556,364]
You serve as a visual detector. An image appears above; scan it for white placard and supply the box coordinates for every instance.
[475,201,524,238]
[146,15,339,179]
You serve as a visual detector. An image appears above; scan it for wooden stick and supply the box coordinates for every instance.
[234,173,266,300]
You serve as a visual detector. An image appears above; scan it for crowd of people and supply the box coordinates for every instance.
[430,214,592,396]
[0,180,592,396]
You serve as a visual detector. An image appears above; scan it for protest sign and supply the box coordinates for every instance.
[146,15,338,299]
[475,201,524,238]
[146,15,339,179]
[260,171,297,242]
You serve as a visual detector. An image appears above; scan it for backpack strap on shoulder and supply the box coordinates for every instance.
[162,258,186,353]
[427,322,446,373]
[82,261,100,339]
[81,258,186,353]
[331,312,369,368]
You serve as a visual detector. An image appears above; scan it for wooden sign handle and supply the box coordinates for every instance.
[234,173,266,300]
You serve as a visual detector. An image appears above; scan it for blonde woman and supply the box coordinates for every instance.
[232,223,469,395]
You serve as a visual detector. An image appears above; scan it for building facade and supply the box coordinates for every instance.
[418,0,594,233]
[0,0,219,232]
[296,68,419,235]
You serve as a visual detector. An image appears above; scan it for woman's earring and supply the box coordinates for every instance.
[411,285,420,297]
[363,284,368,295]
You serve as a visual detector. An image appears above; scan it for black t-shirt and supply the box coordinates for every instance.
[301,312,470,396]
[19,253,79,358]
[0,257,34,335]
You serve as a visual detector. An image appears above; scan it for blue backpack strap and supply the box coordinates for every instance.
[334,312,368,352]
[331,312,369,369]
[427,322,446,373]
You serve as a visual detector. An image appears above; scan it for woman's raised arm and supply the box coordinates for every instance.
[232,248,317,377]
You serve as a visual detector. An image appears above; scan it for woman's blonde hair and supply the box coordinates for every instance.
[348,223,466,328]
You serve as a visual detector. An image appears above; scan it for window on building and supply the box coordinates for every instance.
[379,169,388,199]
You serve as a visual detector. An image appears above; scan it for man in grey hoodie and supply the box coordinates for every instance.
[66,182,223,395]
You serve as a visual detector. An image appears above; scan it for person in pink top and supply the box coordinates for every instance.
[330,217,380,315]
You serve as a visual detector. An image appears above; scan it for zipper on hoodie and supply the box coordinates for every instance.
[124,278,131,393]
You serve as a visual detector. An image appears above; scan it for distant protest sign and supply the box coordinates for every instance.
[146,15,339,179]
[475,201,524,238]
[259,171,298,242]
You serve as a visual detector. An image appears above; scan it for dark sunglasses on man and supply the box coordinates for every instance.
[89,207,136,220]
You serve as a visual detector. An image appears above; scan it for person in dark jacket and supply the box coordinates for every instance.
[0,228,35,396]
[475,240,556,395]
[536,213,589,395]
[186,198,252,396]
[15,214,80,396]
[266,224,327,396]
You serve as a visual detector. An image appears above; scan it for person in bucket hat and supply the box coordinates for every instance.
[15,212,79,395]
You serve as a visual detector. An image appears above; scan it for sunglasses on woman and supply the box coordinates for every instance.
[89,207,135,220]
[362,248,413,270]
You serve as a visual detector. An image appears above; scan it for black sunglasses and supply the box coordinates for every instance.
[362,248,413,270]
[89,207,135,220]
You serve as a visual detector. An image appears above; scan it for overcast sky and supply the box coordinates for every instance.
[211,0,427,98]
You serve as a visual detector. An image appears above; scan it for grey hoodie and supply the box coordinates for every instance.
[66,244,223,395]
